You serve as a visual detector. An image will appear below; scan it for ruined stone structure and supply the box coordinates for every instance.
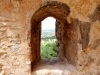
[0,0,100,75]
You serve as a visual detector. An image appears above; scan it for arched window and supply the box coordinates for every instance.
[31,2,78,71]
[41,17,57,59]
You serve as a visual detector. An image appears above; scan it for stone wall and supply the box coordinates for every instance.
[0,0,42,75]
[0,0,100,75]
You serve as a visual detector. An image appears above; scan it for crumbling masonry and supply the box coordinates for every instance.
[0,0,100,75]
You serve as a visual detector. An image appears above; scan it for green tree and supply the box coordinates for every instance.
[41,38,57,59]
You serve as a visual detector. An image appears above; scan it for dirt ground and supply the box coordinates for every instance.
[32,58,77,75]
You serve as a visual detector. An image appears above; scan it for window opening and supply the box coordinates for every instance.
[41,17,57,59]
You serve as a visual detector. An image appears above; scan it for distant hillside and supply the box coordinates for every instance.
[42,29,55,32]
[41,29,55,38]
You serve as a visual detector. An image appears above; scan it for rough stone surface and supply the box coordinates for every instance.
[0,0,100,75]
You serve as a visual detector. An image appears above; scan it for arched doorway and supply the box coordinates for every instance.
[31,1,78,70]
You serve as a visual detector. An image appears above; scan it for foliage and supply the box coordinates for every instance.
[40,36,57,59]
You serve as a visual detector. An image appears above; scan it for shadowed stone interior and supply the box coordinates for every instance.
[31,1,79,71]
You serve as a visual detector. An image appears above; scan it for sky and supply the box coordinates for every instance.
[41,17,56,30]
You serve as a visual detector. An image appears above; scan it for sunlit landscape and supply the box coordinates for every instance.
[41,17,57,59]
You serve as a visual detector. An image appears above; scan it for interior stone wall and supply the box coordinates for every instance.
[56,19,80,66]
[0,0,42,75]
[56,20,66,61]
[0,0,100,75]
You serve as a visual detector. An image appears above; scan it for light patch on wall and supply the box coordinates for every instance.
[6,28,13,37]
[89,21,100,45]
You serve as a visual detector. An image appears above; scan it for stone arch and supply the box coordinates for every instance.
[31,1,78,70]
